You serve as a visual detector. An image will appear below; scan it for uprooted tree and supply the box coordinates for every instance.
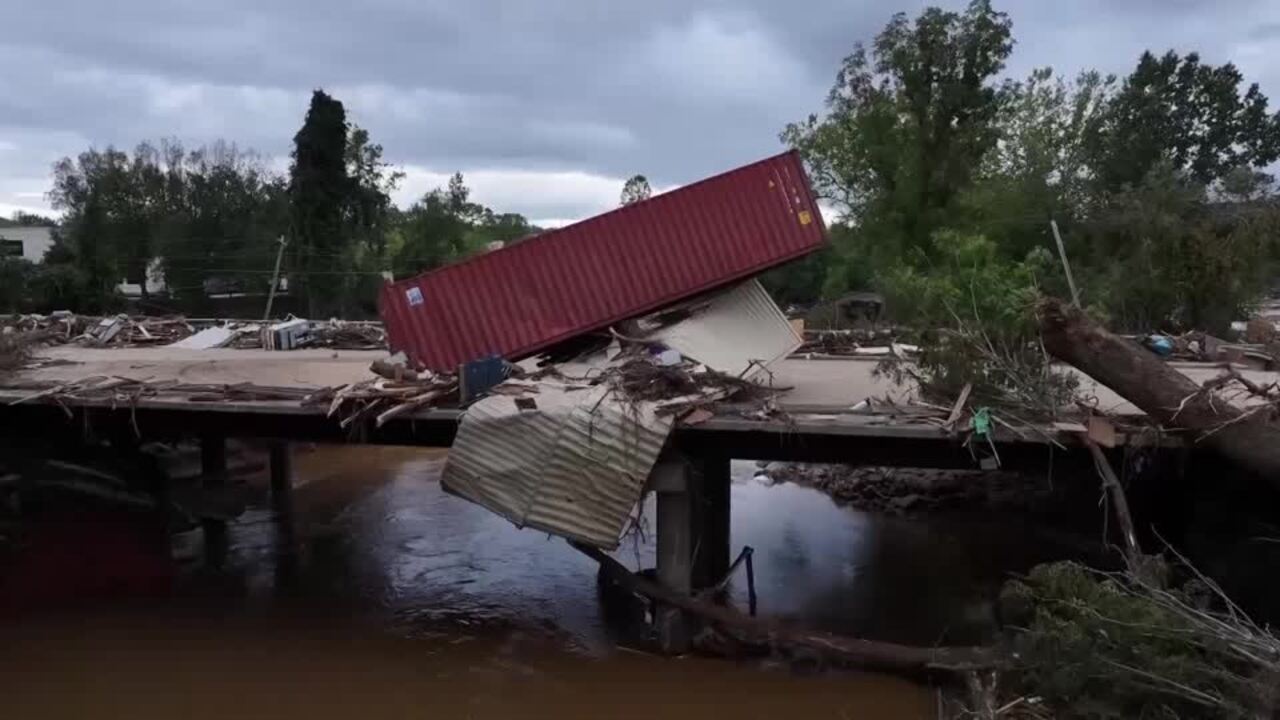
[1037,296,1280,488]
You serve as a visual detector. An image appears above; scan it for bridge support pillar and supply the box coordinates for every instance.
[269,443,294,520]
[269,441,296,535]
[652,455,693,654]
[199,435,229,567]
[650,450,733,653]
[691,453,731,590]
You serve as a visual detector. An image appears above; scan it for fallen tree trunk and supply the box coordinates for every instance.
[571,541,997,675]
[1038,297,1280,484]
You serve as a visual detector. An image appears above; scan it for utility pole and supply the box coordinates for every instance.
[264,235,287,321]
[1050,219,1081,307]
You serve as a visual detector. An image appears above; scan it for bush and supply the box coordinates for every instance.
[1001,561,1280,719]
[26,263,106,313]
[877,232,1077,415]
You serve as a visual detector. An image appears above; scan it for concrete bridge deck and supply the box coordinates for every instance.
[0,346,1171,470]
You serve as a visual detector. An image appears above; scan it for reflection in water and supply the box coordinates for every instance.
[727,471,1077,646]
[0,445,1082,718]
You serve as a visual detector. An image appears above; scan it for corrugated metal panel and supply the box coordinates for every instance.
[381,151,826,371]
[645,279,801,379]
[440,384,672,549]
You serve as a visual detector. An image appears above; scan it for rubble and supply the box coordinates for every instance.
[310,320,386,350]
[793,328,919,359]
[0,313,389,352]
[313,359,460,429]
[796,328,898,355]
[261,318,310,350]
[6,376,318,407]
[169,326,237,350]
[439,294,799,548]
[0,331,31,374]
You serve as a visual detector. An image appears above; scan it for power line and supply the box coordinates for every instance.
[158,266,389,275]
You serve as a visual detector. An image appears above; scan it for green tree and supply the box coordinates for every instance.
[388,173,538,277]
[345,124,402,258]
[0,258,34,312]
[1088,51,1280,191]
[46,138,291,313]
[48,146,154,308]
[782,0,1014,295]
[158,142,287,313]
[620,174,652,205]
[879,231,1075,412]
[1082,163,1279,333]
[339,124,403,314]
[5,211,56,227]
[289,89,351,316]
[954,68,1113,269]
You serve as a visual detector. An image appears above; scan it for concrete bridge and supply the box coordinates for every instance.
[0,347,1179,650]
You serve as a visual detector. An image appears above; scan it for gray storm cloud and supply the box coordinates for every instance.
[2,0,1277,221]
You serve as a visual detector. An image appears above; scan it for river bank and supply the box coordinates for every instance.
[758,462,1057,516]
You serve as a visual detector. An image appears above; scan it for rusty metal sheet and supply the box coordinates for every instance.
[440,384,672,549]
[380,151,826,371]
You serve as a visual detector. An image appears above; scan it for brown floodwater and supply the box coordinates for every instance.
[0,445,1086,719]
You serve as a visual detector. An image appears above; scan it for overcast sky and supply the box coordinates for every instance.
[3,0,1279,226]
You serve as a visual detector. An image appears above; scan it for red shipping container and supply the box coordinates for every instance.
[380,150,826,371]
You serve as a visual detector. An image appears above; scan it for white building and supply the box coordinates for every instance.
[0,226,53,262]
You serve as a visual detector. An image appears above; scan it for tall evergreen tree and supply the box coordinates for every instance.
[289,89,350,316]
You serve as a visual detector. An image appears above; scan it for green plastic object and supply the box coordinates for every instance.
[971,407,993,436]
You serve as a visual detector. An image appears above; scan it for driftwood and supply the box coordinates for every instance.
[571,541,997,676]
[369,359,419,383]
[1084,437,1143,567]
[1038,297,1280,486]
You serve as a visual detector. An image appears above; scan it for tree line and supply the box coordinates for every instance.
[772,0,1280,336]
[1,90,539,316]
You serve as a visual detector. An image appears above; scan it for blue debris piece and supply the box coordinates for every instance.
[459,355,513,403]
[1143,335,1175,356]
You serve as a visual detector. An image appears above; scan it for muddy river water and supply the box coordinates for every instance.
[0,446,1086,719]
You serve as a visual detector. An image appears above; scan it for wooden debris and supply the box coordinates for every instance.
[5,376,318,407]
[326,374,460,428]
[1087,414,1118,449]
[571,541,998,675]
[944,382,973,430]
[374,384,458,427]
[311,321,386,350]
[1084,437,1142,567]
[370,358,420,382]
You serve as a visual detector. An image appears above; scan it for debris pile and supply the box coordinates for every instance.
[2,313,391,352]
[314,355,459,429]
[310,321,386,350]
[796,328,895,353]
[2,312,97,345]
[0,331,31,374]
[86,315,197,346]
[793,329,919,359]
[1137,329,1276,367]
[6,376,317,409]
[600,355,780,421]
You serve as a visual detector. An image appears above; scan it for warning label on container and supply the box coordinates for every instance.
[405,287,424,307]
